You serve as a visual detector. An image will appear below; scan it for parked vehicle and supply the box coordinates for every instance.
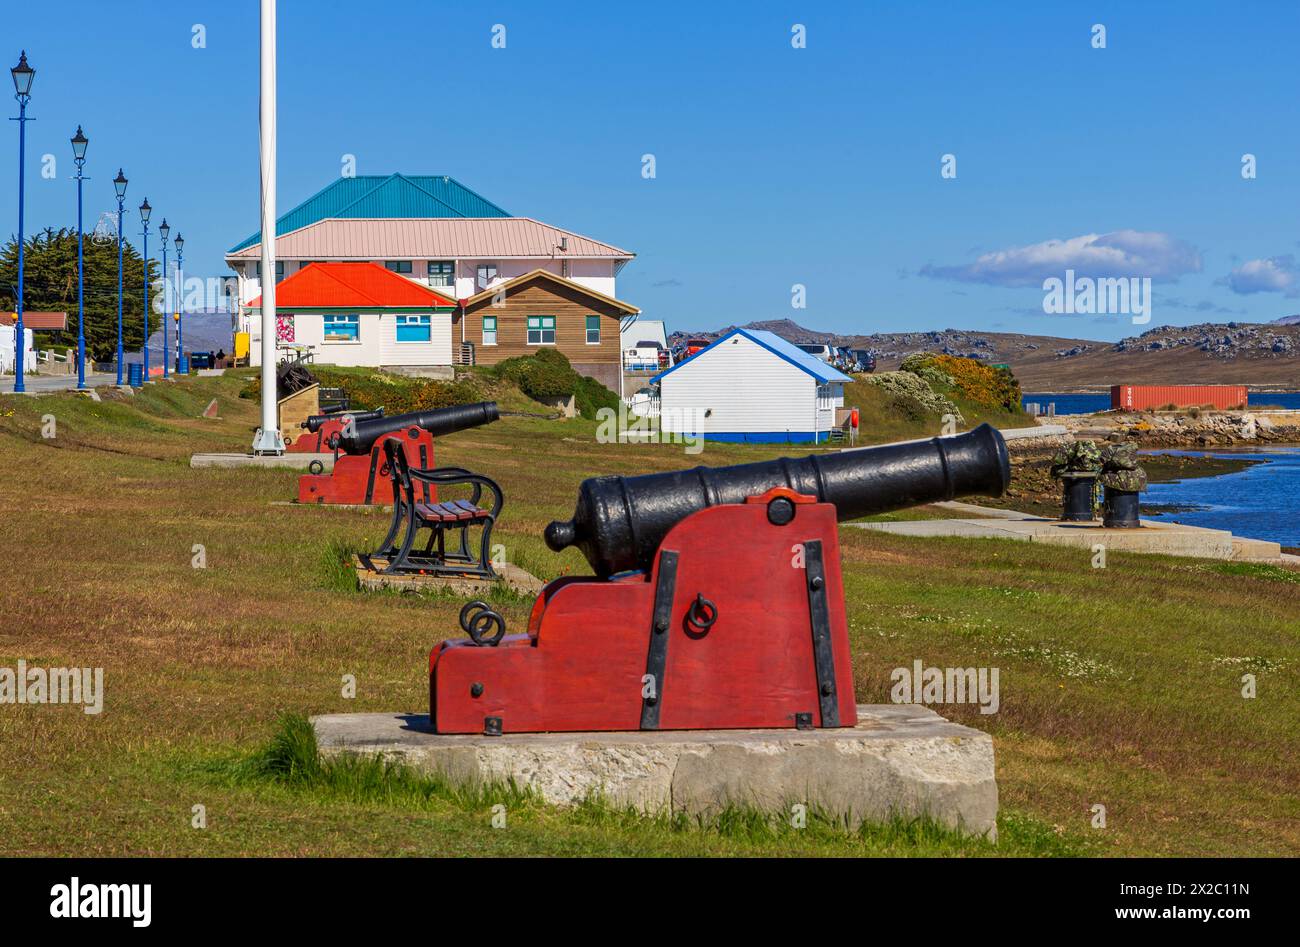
[851,349,876,373]
[624,340,667,372]
[627,386,657,417]
[795,343,834,363]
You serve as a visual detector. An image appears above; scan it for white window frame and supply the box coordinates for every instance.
[477,264,499,289]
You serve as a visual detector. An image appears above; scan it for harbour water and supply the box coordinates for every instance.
[1142,447,1300,548]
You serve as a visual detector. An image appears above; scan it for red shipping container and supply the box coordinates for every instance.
[1110,384,1248,412]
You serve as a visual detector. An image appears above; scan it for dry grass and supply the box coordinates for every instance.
[0,371,1295,856]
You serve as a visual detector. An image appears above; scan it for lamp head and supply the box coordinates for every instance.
[10,51,34,97]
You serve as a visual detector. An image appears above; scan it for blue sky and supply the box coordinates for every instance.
[4,0,1299,340]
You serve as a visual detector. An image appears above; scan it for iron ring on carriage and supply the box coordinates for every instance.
[459,600,506,647]
[685,593,717,633]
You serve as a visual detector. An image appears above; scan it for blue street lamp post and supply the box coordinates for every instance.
[174,232,184,372]
[113,169,127,385]
[71,126,88,389]
[139,198,151,382]
[10,52,34,393]
[158,218,170,378]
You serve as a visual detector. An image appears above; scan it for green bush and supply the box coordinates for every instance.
[492,347,576,401]
[574,373,620,419]
[489,349,617,419]
[862,371,963,424]
[238,368,485,414]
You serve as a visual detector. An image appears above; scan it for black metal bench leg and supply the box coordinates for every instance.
[382,511,421,574]
[377,499,405,557]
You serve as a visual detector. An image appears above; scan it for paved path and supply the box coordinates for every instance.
[2,372,117,394]
[852,506,1284,563]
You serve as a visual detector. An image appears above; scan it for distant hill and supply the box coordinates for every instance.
[670,319,1300,390]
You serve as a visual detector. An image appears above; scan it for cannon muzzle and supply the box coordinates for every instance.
[302,408,385,432]
[336,402,500,455]
[545,423,1011,577]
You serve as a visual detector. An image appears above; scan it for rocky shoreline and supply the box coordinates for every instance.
[1055,410,1300,448]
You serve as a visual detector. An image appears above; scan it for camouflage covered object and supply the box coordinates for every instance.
[1050,439,1103,478]
[1100,441,1140,471]
[1099,440,1147,491]
[1100,467,1148,491]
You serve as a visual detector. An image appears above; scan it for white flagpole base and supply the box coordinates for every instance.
[251,427,285,455]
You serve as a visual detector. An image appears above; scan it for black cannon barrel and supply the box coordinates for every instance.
[337,402,500,455]
[545,423,1011,577]
[302,408,385,432]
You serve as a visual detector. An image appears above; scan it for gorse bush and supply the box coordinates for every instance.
[862,371,964,424]
[901,354,1021,412]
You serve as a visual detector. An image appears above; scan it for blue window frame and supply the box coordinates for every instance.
[585,315,601,344]
[385,260,413,274]
[396,314,431,343]
[323,314,360,342]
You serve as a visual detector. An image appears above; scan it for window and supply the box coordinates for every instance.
[477,264,498,288]
[585,315,601,344]
[385,260,413,274]
[427,261,454,287]
[482,315,497,345]
[527,315,555,345]
[256,261,285,282]
[323,314,360,342]
[396,314,431,343]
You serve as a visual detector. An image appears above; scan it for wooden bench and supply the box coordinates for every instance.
[371,437,503,578]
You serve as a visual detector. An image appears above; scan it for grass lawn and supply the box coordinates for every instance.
[0,372,1295,856]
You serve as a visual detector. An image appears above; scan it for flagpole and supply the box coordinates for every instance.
[252,0,284,454]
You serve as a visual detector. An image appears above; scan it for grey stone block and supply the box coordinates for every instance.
[313,704,998,838]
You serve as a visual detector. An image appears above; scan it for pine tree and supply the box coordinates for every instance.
[0,226,159,361]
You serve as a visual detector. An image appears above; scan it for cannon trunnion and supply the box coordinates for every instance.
[428,424,1011,735]
[297,402,499,505]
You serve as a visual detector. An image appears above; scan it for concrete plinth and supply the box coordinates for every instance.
[189,451,335,470]
[353,554,544,597]
[313,704,998,837]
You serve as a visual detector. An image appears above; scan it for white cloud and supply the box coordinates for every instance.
[919,230,1202,287]
[1223,256,1298,296]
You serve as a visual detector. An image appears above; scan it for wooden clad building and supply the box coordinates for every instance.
[457,269,639,396]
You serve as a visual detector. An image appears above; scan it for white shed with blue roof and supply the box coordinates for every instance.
[649,328,853,443]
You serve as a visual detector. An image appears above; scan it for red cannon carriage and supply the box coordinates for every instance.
[427,424,1011,735]
[296,403,499,505]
